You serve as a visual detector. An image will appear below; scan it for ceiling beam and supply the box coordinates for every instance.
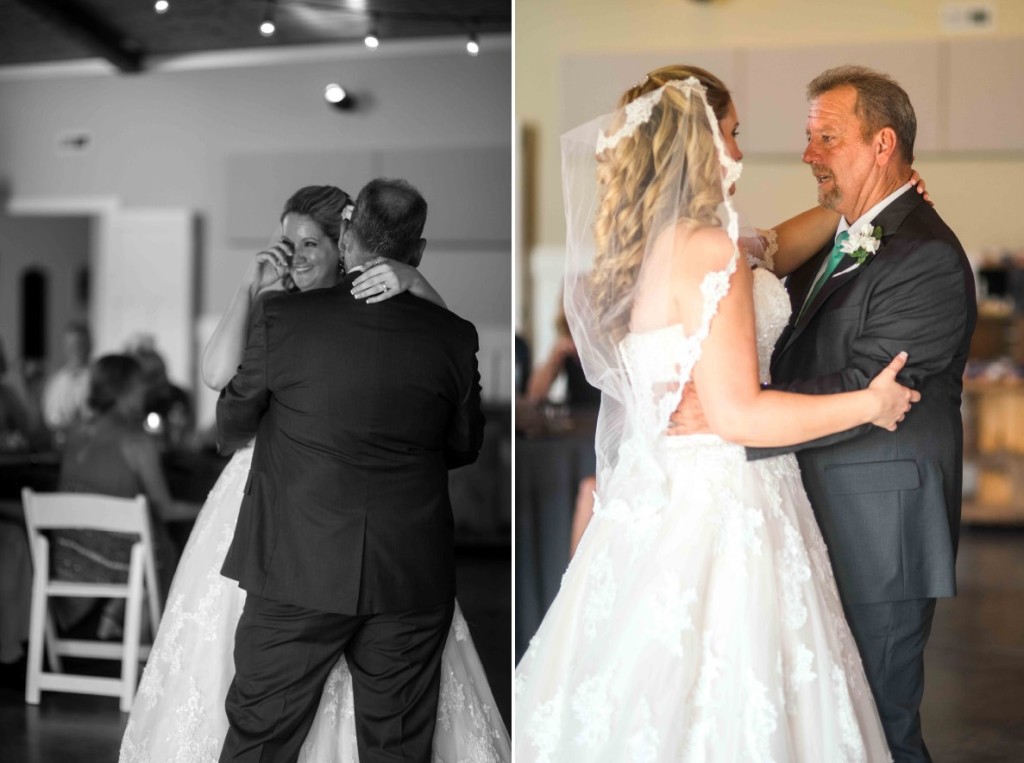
[13,0,145,73]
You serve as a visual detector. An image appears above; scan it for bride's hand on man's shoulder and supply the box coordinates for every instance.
[351,257,419,304]
[909,170,934,207]
[867,352,922,431]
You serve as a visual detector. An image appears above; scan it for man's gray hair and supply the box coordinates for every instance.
[350,178,427,264]
[807,65,916,164]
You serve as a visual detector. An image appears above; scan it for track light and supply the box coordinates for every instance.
[260,1,276,37]
[324,83,356,111]
[466,32,480,56]
[154,0,169,13]
[365,15,380,49]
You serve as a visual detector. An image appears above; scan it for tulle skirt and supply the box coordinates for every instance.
[514,435,891,762]
[120,444,509,763]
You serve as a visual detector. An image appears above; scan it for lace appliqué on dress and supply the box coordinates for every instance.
[582,549,616,638]
[641,570,697,658]
[526,687,566,763]
[571,671,614,749]
[627,699,660,763]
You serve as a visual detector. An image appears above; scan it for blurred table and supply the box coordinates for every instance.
[515,406,597,660]
[962,379,1024,524]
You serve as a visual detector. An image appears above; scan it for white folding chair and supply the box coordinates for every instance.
[21,488,162,712]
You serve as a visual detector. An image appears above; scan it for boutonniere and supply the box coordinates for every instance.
[840,222,883,266]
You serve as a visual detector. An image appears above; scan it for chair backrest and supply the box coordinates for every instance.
[21,489,151,546]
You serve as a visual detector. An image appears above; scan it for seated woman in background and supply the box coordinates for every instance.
[53,354,189,638]
[526,305,601,409]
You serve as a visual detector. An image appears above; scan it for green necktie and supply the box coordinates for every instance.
[798,230,850,322]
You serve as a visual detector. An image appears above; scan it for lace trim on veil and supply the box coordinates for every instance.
[596,78,743,196]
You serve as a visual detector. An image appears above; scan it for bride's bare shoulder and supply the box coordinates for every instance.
[667,224,736,274]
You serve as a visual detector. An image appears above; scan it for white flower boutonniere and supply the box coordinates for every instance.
[840,222,883,266]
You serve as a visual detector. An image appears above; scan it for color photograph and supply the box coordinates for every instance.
[514,1,1024,761]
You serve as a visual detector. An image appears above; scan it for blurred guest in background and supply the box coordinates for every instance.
[526,306,600,408]
[515,334,531,395]
[41,321,92,439]
[0,338,38,452]
[125,335,194,450]
[53,354,185,639]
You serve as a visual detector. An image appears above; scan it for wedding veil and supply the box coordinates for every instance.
[561,76,743,519]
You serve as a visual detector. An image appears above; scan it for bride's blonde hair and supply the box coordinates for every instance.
[590,65,733,340]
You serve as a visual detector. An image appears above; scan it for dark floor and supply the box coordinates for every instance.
[0,548,510,763]
[3,531,1024,761]
[920,527,1024,760]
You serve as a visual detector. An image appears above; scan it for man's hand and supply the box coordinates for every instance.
[666,382,711,436]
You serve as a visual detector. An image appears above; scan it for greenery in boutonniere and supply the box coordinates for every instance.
[840,222,884,266]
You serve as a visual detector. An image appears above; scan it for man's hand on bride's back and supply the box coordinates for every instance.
[666,382,712,436]
[867,351,922,431]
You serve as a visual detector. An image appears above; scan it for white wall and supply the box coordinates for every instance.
[0,38,512,420]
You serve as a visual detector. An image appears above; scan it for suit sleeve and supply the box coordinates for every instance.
[444,326,485,469]
[748,239,971,461]
[216,300,271,454]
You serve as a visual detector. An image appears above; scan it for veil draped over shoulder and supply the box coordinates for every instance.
[560,77,743,520]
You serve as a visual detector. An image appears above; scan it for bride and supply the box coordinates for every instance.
[120,185,509,762]
[514,69,918,760]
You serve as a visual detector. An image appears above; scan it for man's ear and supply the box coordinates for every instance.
[874,126,898,166]
[408,238,426,268]
[338,219,351,249]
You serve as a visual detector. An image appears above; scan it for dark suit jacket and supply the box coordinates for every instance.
[749,190,976,605]
[216,273,484,615]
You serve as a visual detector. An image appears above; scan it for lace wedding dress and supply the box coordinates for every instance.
[514,250,892,762]
[119,443,509,763]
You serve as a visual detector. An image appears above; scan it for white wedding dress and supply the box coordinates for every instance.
[514,260,892,762]
[119,443,509,763]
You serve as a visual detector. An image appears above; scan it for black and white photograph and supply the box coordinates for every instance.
[0,1,511,761]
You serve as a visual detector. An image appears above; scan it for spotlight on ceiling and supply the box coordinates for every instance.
[365,16,380,49]
[260,1,276,37]
[324,83,356,111]
[466,32,480,56]
[154,0,169,13]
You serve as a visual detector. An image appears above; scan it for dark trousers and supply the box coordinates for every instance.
[845,598,937,763]
[219,594,454,763]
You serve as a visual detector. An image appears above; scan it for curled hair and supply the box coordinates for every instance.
[807,65,916,164]
[88,354,142,414]
[350,178,427,263]
[590,65,731,340]
[280,185,352,244]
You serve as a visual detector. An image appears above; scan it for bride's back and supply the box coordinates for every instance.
[628,221,737,340]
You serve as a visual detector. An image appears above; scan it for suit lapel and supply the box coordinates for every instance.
[776,188,925,359]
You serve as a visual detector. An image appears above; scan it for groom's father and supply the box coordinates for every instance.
[751,67,976,761]
[217,178,484,762]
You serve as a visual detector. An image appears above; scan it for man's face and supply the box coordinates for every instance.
[282,213,341,292]
[802,85,877,218]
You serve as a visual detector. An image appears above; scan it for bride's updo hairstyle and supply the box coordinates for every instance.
[280,185,352,245]
[590,65,733,340]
